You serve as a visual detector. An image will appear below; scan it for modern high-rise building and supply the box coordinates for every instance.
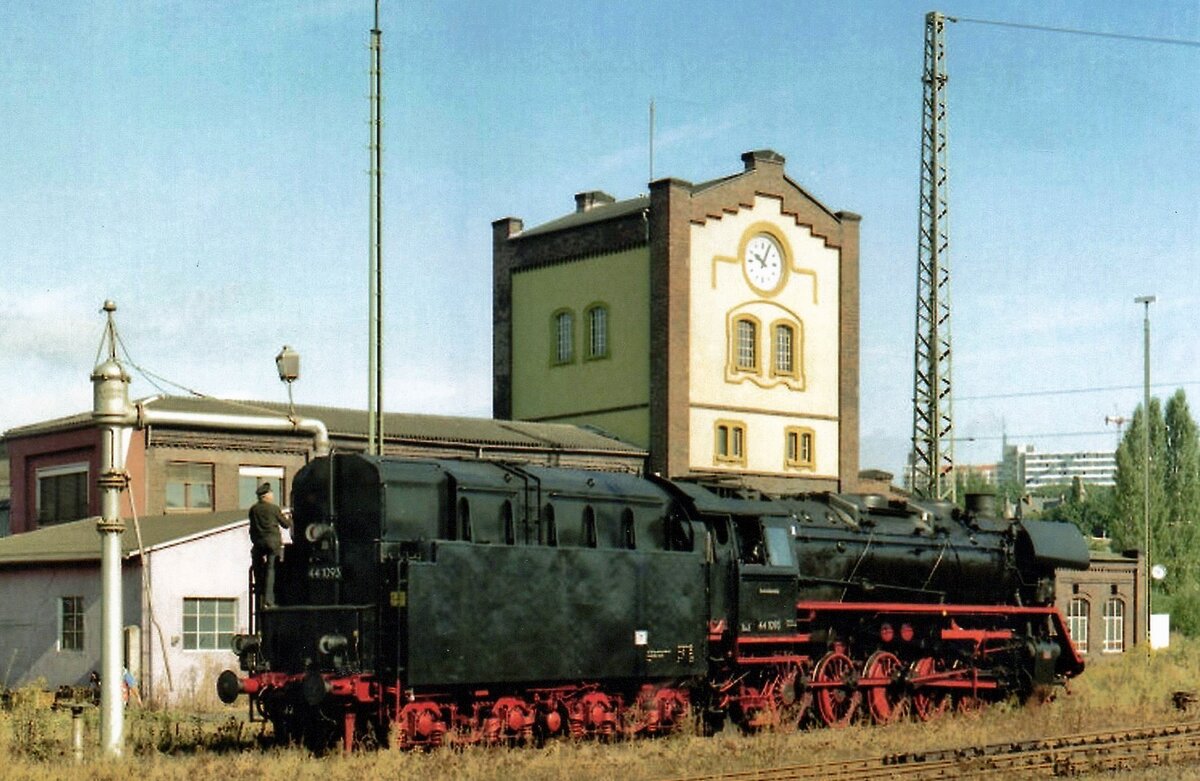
[1001,444,1116,490]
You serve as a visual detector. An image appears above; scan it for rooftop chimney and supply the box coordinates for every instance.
[575,190,616,213]
[741,149,786,171]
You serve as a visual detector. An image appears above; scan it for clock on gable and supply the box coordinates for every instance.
[742,230,787,296]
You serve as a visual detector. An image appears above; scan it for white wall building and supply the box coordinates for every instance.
[0,510,253,705]
[1002,444,1116,490]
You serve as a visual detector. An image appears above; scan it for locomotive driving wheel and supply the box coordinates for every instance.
[863,651,909,724]
[812,651,860,728]
[910,656,952,722]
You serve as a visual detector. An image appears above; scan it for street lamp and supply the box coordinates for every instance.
[1134,294,1155,645]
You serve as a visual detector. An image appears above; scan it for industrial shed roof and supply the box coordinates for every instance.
[517,196,649,239]
[3,395,644,455]
[0,510,247,566]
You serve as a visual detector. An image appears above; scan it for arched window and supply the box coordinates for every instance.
[1067,597,1089,654]
[772,323,796,376]
[1103,598,1124,653]
[552,310,574,364]
[586,305,608,359]
[501,501,515,545]
[733,317,758,372]
[583,506,597,548]
[543,504,558,546]
[621,508,636,550]
[457,498,471,542]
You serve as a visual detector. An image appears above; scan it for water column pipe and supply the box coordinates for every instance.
[92,301,135,758]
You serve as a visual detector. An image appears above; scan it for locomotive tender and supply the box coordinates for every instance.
[218,452,1089,750]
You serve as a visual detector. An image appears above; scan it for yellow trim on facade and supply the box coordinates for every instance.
[690,403,838,422]
[784,426,816,471]
[710,221,820,304]
[727,314,762,375]
[723,304,806,391]
[769,318,800,380]
[713,419,747,466]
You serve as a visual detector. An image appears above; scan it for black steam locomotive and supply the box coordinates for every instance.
[218,453,1088,750]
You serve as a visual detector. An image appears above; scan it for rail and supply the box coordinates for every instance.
[663,720,1200,780]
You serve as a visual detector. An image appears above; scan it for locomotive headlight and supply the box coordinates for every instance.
[317,633,349,656]
[230,633,260,655]
[305,523,335,543]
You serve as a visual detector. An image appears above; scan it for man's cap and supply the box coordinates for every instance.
[256,483,273,497]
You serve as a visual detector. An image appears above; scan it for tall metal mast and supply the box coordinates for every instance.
[367,0,385,455]
[911,11,955,501]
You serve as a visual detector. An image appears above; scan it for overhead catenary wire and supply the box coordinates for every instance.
[959,380,1200,402]
[949,15,1200,49]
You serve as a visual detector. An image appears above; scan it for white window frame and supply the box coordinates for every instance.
[181,597,238,652]
[239,466,285,508]
[1067,597,1089,655]
[58,595,84,652]
[1102,598,1124,653]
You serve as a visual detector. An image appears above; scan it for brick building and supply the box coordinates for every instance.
[3,395,646,535]
[494,150,861,493]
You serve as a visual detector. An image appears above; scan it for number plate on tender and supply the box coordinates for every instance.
[308,565,342,580]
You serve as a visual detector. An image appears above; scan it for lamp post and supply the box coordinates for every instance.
[1135,294,1155,645]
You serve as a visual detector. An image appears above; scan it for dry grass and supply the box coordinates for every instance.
[5,639,1200,780]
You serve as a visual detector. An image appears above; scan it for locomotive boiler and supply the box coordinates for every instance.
[218,453,1088,750]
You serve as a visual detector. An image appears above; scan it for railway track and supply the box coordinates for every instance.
[667,720,1200,780]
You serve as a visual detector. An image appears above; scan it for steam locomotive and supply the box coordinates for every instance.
[217,453,1089,750]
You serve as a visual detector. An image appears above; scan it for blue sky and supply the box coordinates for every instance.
[2,1,1197,478]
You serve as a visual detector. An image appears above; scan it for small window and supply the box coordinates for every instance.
[586,305,608,359]
[583,506,597,548]
[621,509,636,549]
[182,597,237,651]
[734,317,758,372]
[1103,598,1124,653]
[715,420,747,466]
[772,323,796,376]
[166,462,214,511]
[458,498,472,542]
[1067,597,1089,655]
[543,504,557,546]
[763,526,796,568]
[239,466,284,508]
[785,427,815,470]
[501,501,515,545]
[37,463,89,525]
[59,596,84,652]
[552,310,574,365]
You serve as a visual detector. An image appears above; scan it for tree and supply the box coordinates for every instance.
[1112,398,1167,554]
[1112,390,1200,616]
[1162,390,1200,589]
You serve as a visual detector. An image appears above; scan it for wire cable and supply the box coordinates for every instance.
[959,381,1200,402]
[949,15,1200,48]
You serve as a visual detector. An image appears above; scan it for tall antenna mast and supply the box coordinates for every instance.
[649,98,655,183]
[911,10,955,501]
[367,0,385,455]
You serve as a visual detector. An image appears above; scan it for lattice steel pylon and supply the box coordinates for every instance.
[911,10,955,501]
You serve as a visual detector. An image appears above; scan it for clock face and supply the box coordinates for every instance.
[744,233,785,293]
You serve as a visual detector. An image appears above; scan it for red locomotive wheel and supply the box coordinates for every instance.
[863,651,909,724]
[813,651,860,728]
[910,656,952,722]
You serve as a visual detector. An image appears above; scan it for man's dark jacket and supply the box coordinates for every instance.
[249,500,291,554]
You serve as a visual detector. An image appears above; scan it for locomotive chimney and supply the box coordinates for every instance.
[964,492,997,518]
